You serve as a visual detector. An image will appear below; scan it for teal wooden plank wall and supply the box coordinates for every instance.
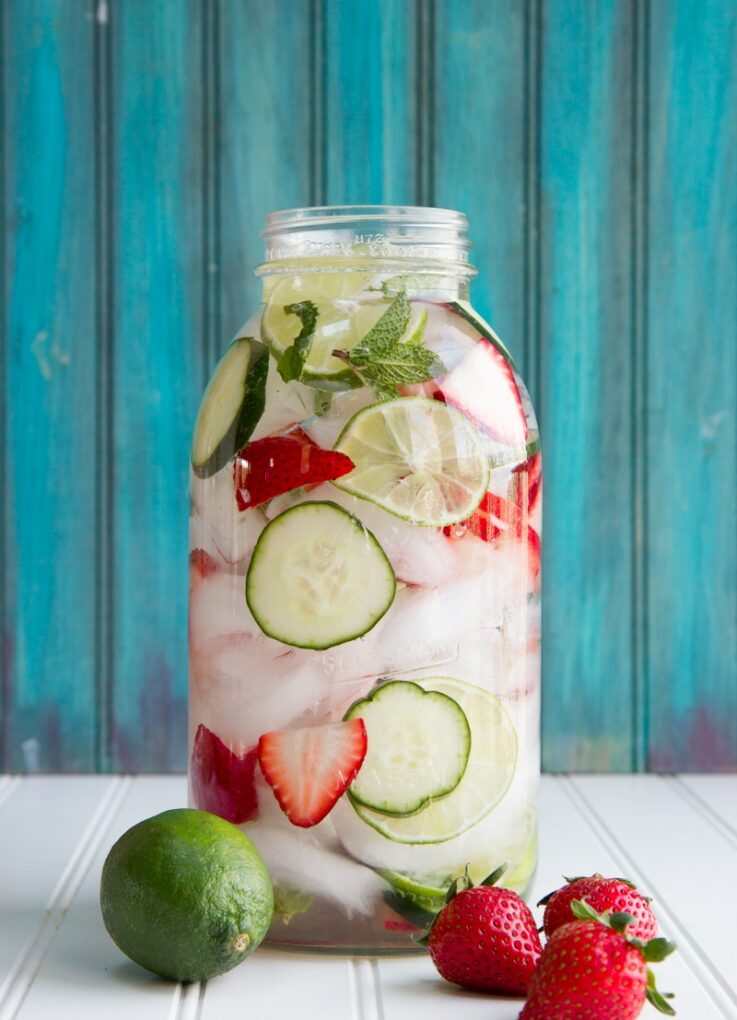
[2,0,736,773]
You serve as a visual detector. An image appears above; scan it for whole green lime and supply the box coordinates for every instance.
[100,808,273,982]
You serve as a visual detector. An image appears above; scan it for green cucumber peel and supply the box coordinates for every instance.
[344,680,471,817]
[191,336,269,478]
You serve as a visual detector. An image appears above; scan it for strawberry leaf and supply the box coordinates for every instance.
[481,863,508,888]
[445,869,472,903]
[570,898,603,923]
[277,301,319,382]
[641,938,677,963]
[609,910,637,934]
[646,970,677,1016]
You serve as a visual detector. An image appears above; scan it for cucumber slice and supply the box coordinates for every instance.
[192,336,269,478]
[349,677,517,844]
[344,681,471,816]
[245,501,396,650]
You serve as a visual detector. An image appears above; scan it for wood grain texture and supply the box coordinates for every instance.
[218,0,315,341]
[1,0,736,773]
[323,0,418,205]
[433,0,530,372]
[2,0,98,771]
[537,0,638,771]
[645,0,737,771]
[108,0,205,771]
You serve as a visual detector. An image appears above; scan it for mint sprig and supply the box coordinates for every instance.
[276,301,319,383]
[333,292,444,401]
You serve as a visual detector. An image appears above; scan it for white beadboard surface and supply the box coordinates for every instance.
[0,774,735,1020]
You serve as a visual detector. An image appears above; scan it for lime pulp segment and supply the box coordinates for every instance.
[261,274,429,385]
[333,397,490,527]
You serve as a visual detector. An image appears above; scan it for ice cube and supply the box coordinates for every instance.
[330,784,535,879]
[250,369,313,440]
[190,467,265,568]
[300,388,374,450]
[243,820,384,916]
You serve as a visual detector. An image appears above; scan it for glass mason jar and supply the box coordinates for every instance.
[189,206,541,952]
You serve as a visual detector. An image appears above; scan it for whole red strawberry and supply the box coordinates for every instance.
[521,900,676,1019]
[423,866,541,995]
[539,874,657,941]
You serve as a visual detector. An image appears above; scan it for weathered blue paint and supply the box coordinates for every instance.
[538,0,639,772]
[645,0,737,771]
[323,0,418,205]
[1,0,735,772]
[433,0,530,372]
[2,0,98,771]
[108,1,205,771]
[218,0,315,339]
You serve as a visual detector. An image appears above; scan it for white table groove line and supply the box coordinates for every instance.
[350,958,384,1020]
[167,980,206,1020]
[0,777,132,1020]
[0,777,22,814]
[669,776,737,850]
[564,776,737,1019]
[2,775,736,1018]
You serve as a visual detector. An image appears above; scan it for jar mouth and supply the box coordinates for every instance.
[258,204,476,276]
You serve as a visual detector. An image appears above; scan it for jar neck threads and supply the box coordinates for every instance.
[256,205,476,282]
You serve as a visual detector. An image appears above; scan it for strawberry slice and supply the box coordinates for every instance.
[233,428,354,511]
[437,339,527,447]
[258,719,368,828]
[190,723,259,824]
[189,548,218,583]
[445,492,541,591]
[512,451,542,516]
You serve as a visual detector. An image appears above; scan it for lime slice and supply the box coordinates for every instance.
[333,398,490,527]
[350,677,517,844]
[261,274,427,387]
[377,868,448,913]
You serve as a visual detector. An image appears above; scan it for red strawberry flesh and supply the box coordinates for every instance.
[444,492,541,591]
[234,428,354,511]
[189,548,218,583]
[428,885,542,995]
[542,875,658,942]
[190,723,259,825]
[437,338,527,447]
[521,920,649,1020]
[512,451,542,516]
[258,718,367,827]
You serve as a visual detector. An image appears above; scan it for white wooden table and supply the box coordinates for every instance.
[0,775,735,1019]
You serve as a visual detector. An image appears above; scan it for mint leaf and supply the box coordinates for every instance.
[276,301,319,383]
[313,390,333,416]
[273,885,313,925]
[334,291,444,401]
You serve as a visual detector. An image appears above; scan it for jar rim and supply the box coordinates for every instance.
[262,204,470,236]
[258,204,475,276]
